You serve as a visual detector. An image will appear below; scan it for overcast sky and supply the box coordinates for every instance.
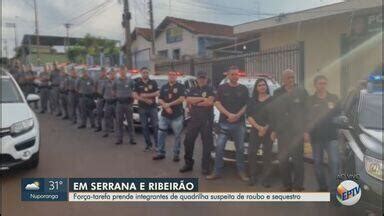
[2,0,342,57]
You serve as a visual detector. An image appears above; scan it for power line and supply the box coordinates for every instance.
[70,2,116,32]
[67,0,113,24]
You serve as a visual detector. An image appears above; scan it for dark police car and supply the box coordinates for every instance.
[337,73,383,212]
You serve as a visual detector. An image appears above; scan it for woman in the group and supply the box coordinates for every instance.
[247,78,274,187]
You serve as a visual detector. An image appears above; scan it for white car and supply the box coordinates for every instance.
[128,73,197,127]
[212,75,280,163]
[1,68,41,171]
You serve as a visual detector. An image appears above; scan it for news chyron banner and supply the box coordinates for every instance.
[21,178,330,202]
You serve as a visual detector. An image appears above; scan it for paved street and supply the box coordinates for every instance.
[1,112,361,216]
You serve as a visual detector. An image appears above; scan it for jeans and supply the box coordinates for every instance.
[156,115,183,157]
[214,121,246,175]
[139,107,158,147]
[312,139,340,193]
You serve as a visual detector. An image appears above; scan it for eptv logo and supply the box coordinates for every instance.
[336,180,362,206]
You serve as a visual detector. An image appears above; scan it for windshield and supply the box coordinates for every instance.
[155,79,168,89]
[358,93,383,130]
[1,78,24,103]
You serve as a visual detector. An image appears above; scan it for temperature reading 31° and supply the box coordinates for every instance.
[48,180,64,191]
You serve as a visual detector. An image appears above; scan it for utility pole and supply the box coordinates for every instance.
[33,0,40,65]
[148,0,156,56]
[122,0,133,68]
[64,23,72,52]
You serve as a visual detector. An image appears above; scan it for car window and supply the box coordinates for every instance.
[155,79,168,89]
[358,92,383,130]
[1,78,23,103]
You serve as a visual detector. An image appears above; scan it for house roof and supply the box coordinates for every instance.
[21,34,83,46]
[21,34,119,46]
[132,27,152,41]
[234,0,382,34]
[155,16,234,38]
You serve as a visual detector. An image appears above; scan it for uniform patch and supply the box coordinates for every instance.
[87,82,90,85]
[125,84,129,88]
[144,87,148,92]
[294,98,300,103]
[148,85,153,90]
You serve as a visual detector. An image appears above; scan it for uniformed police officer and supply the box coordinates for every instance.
[270,69,309,192]
[59,68,69,119]
[179,71,214,174]
[50,63,62,116]
[67,68,79,124]
[76,69,96,129]
[23,65,36,97]
[94,67,108,132]
[133,67,159,151]
[153,71,186,161]
[101,69,117,138]
[113,66,136,145]
[38,64,52,114]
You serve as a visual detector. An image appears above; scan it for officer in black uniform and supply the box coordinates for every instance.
[179,71,214,174]
[270,69,308,192]
[94,67,108,132]
[133,67,159,151]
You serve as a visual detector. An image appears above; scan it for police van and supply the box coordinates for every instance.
[337,72,383,212]
[1,68,41,171]
[212,72,280,164]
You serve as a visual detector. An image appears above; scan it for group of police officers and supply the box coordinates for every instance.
[9,62,341,196]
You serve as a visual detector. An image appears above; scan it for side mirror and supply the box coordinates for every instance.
[26,94,40,102]
[334,115,351,129]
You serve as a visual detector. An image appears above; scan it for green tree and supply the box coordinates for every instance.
[67,34,119,63]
